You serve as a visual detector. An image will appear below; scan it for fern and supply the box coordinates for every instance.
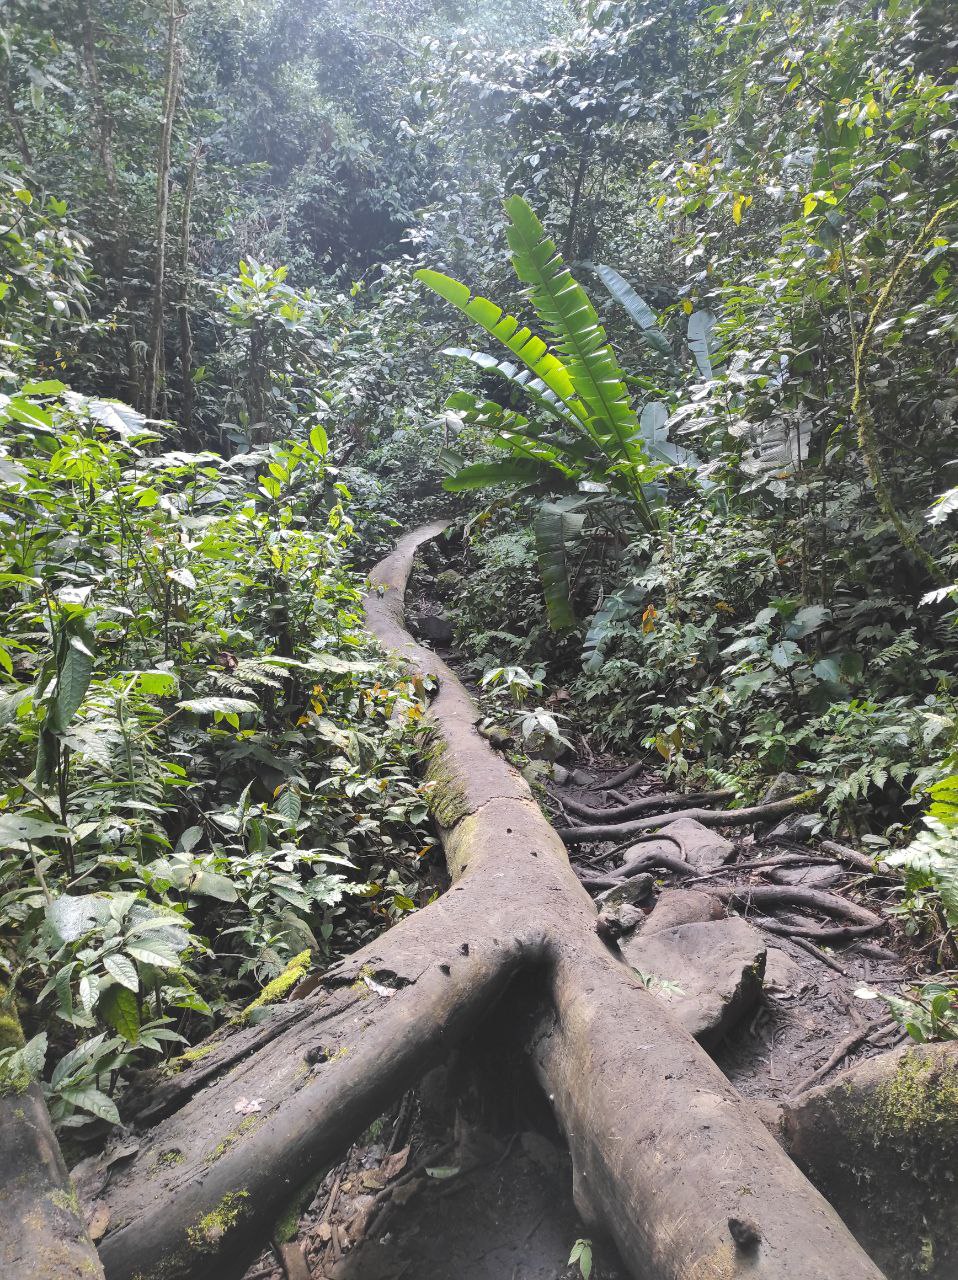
[888,819,958,930]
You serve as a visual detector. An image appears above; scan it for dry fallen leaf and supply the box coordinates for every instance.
[380,1144,410,1182]
[233,1095,264,1114]
[361,973,395,998]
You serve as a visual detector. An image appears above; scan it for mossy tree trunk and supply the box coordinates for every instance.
[0,981,106,1279]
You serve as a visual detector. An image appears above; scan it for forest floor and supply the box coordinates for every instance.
[236,551,927,1280]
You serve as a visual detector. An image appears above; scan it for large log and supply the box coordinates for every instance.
[0,985,106,1280]
[85,521,886,1280]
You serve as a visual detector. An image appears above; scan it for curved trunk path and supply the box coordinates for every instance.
[85,521,886,1280]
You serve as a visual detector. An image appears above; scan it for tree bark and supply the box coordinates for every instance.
[0,983,105,1279]
[177,143,201,439]
[144,0,184,418]
[84,521,887,1280]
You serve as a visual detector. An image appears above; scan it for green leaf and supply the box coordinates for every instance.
[0,812,67,844]
[595,265,674,362]
[442,348,581,428]
[533,502,586,631]
[125,942,181,969]
[930,776,958,827]
[61,1085,122,1125]
[275,786,301,825]
[190,869,239,902]
[98,984,140,1043]
[442,458,550,492]
[309,423,329,456]
[687,310,718,379]
[177,696,259,716]
[785,605,828,639]
[416,268,581,412]
[53,634,94,731]
[132,669,179,697]
[103,953,139,991]
[503,197,651,503]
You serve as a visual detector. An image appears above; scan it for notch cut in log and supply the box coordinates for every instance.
[84,521,887,1280]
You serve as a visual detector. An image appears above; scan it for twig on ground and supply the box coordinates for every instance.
[817,838,888,875]
[780,934,850,977]
[682,854,835,885]
[792,1018,894,1095]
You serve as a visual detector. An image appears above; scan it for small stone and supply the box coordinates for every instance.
[433,569,463,599]
[478,722,512,749]
[551,764,572,785]
[768,813,824,841]
[729,1216,762,1249]
[568,768,595,787]
[761,772,807,803]
[596,902,645,939]
[641,888,724,935]
[763,947,810,998]
[415,613,453,645]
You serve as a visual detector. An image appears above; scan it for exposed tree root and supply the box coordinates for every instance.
[602,760,645,788]
[83,522,887,1280]
[582,840,883,940]
[557,792,817,844]
[559,788,734,823]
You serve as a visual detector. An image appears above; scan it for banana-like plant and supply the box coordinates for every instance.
[417,196,664,629]
[416,195,660,528]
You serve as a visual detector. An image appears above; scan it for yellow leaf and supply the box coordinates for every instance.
[732,196,743,225]
[642,605,658,634]
[682,300,693,315]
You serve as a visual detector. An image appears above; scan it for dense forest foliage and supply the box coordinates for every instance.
[1,0,956,1140]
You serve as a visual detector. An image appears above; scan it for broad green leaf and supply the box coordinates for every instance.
[53,635,94,731]
[533,502,586,631]
[0,813,67,844]
[61,1085,122,1125]
[103,953,139,991]
[443,458,549,492]
[930,776,958,827]
[98,984,140,1043]
[595,264,674,361]
[177,696,259,716]
[687,310,718,379]
[416,268,581,411]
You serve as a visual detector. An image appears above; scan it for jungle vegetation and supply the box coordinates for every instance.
[0,0,956,1148]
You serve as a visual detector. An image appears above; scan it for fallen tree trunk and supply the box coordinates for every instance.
[85,521,887,1280]
[0,987,106,1280]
